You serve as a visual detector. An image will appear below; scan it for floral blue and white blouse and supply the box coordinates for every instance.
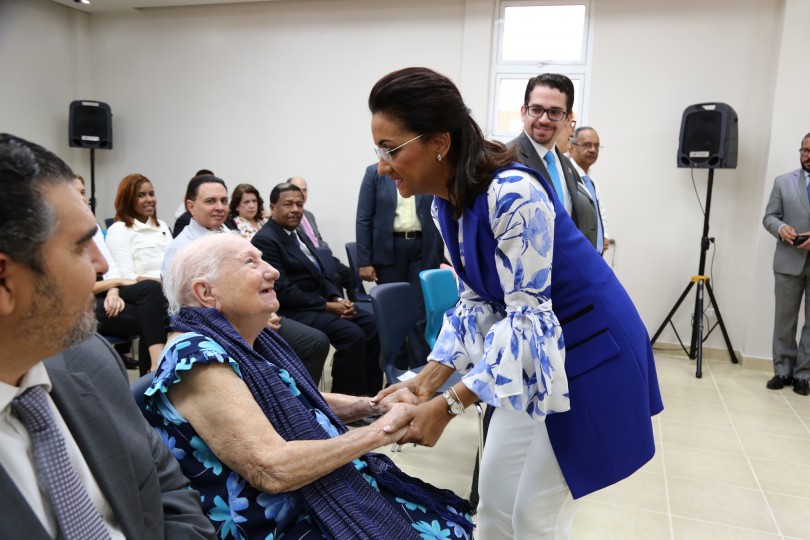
[430,168,570,421]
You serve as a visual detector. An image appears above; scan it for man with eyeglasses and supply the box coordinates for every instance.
[762,132,810,396]
[510,73,598,249]
[570,127,611,255]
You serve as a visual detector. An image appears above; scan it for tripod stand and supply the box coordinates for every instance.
[651,168,738,378]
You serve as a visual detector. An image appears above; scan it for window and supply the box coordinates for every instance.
[490,0,593,141]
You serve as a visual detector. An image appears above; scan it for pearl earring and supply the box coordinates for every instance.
[437,154,442,162]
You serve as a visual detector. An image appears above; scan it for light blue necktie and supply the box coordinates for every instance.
[543,151,565,200]
[582,175,604,254]
[11,385,111,540]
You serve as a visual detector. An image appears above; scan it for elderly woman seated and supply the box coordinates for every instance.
[143,233,474,540]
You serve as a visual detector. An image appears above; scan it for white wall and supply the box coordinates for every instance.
[585,0,785,358]
[0,0,90,162]
[1,0,805,362]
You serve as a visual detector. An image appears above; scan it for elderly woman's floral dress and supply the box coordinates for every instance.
[145,332,474,540]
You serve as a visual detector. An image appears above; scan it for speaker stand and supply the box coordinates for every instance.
[650,168,737,378]
[88,147,97,215]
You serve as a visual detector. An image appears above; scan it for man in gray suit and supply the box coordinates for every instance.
[762,132,810,396]
[510,73,598,248]
[0,133,215,538]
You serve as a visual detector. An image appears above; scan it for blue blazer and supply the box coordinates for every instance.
[436,164,663,498]
[355,164,443,268]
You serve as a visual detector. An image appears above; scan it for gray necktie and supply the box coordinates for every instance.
[11,385,111,540]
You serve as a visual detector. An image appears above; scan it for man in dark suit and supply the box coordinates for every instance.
[355,163,445,365]
[0,133,214,539]
[287,176,354,300]
[252,182,382,396]
[762,132,810,395]
[510,73,598,248]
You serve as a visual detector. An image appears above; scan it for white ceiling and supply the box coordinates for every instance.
[50,0,278,14]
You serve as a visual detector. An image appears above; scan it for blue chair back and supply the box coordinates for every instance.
[131,373,154,414]
[370,282,419,384]
[345,242,373,311]
[419,268,459,348]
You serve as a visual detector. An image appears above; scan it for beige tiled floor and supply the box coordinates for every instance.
[386,352,810,539]
[132,348,810,538]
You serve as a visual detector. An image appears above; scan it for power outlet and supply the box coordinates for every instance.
[705,308,717,320]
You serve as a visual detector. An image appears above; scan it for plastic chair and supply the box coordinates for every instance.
[344,242,373,313]
[419,269,460,349]
[370,283,484,456]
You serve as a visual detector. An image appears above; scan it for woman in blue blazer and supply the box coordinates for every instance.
[370,67,663,539]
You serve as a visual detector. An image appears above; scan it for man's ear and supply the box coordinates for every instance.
[0,254,21,317]
[190,280,218,309]
[185,199,194,213]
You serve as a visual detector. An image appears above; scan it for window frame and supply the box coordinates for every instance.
[489,0,594,141]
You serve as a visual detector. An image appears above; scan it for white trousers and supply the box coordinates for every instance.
[477,408,580,539]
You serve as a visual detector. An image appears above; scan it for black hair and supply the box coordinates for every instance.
[368,67,516,219]
[269,182,302,204]
[0,133,74,273]
[184,175,227,203]
[523,73,575,113]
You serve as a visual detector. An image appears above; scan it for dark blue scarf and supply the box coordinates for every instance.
[172,307,473,540]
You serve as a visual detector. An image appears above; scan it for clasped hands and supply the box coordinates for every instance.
[369,375,454,448]
[325,298,356,319]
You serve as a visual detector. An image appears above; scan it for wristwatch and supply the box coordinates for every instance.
[442,390,464,416]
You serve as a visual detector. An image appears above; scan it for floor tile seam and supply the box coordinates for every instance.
[667,514,783,536]
[729,391,810,424]
[663,440,747,457]
[579,497,671,517]
[747,455,810,469]
[656,416,676,540]
[658,416,734,430]
[732,426,810,441]
[708,366,785,538]
[760,489,810,502]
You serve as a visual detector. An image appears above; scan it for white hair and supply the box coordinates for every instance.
[163,231,242,316]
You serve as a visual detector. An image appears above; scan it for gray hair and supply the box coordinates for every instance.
[163,232,241,316]
[571,126,597,144]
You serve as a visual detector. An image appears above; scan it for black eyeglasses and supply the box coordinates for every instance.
[525,105,567,122]
[800,148,810,157]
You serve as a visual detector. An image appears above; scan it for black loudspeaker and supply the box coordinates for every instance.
[677,103,737,169]
[69,100,113,149]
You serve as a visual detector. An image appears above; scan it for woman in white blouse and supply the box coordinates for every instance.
[106,174,172,282]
